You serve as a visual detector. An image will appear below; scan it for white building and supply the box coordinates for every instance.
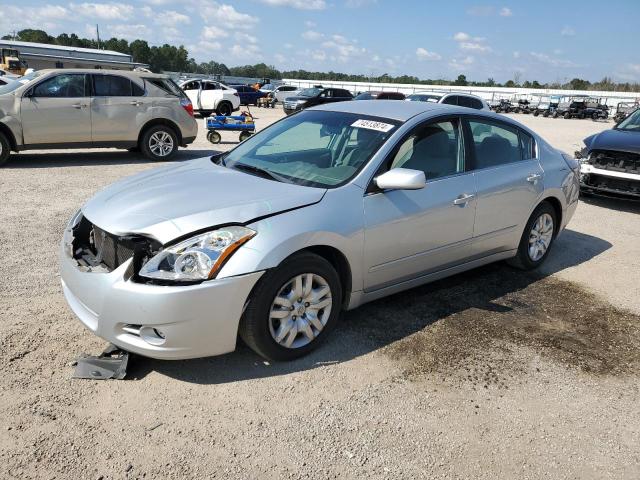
[0,39,147,71]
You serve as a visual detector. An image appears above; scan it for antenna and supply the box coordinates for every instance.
[96,24,101,49]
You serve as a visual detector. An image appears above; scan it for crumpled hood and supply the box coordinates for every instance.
[82,156,326,244]
[584,128,640,155]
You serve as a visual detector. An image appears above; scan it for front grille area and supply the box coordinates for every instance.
[284,102,299,110]
[71,216,160,275]
[590,149,640,175]
[582,173,640,197]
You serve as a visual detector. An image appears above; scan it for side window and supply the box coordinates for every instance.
[284,86,296,92]
[519,130,535,160]
[470,98,484,110]
[203,82,219,90]
[320,90,331,98]
[182,81,199,91]
[32,74,86,98]
[442,95,458,105]
[93,75,134,96]
[458,96,483,109]
[389,119,464,180]
[131,81,145,96]
[469,120,522,169]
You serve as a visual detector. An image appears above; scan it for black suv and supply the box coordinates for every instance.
[283,87,353,115]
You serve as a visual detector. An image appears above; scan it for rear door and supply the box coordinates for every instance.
[21,73,91,145]
[466,117,543,257]
[90,74,146,143]
[181,80,202,109]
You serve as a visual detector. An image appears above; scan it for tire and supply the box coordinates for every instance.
[592,112,599,121]
[199,110,213,118]
[239,131,252,142]
[578,113,586,120]
[207,130,221,144]
[507,201,557,270]
[543,111,549,117]
[140,125,178,161]
[216,102,232,116]
[552,111,559,118]
[564,112,572,119]
[0,132,11,166]
[239,252,343,361]
[533,110,539,117]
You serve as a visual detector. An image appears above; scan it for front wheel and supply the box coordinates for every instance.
[141,126,178,161]
[507,202,557,270]
[0,132,11,166]
[239,252,343,361]
[207,130,221,144]
[216,102,232,116]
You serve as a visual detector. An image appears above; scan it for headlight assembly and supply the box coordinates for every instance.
[139,226,256,282]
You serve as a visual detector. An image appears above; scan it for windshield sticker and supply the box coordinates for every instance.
[351,119,394,132]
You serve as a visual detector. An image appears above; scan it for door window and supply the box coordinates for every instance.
[203,82,219,90]
[459,96,483,110]
[93,75,135,96]
[32,74,86,98]
[182,81,200,91]
[442,95,458,105]
[389,119,464,180]
[469,120,522,169]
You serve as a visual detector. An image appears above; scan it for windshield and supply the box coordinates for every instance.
[407,94,441,102]
[0,71,42,95]
[298,87,322,97]
[616,108,640,131]
[220,110,399,188]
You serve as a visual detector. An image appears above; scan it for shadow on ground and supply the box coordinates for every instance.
[579,193,640,214]
[127,229,638,385]
[4,148,215,168]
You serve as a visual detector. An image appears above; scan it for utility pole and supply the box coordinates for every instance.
[96,24,101,49]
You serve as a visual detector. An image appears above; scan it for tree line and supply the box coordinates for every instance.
[4,29,639,92]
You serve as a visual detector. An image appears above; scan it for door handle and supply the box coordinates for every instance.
[453,193,475,205]
[527,173,542,183]
[71,103,87,109]
[130,101,143,106]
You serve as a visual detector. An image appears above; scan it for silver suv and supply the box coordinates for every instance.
[0,69,198,165]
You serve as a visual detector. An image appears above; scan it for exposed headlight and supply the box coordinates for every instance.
[139,226,256,282]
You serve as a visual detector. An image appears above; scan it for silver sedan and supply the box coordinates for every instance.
[60,101,580,361]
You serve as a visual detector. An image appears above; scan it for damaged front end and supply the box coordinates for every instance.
[578,149,640,200]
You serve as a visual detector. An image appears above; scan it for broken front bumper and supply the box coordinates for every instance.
[579,164,640,199]
[60,241,264,360]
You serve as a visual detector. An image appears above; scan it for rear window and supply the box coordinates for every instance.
[145,78,184,97]
[94,75,135,96]
[459,96,484,110]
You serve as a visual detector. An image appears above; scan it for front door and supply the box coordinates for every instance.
[21,73,91,145]
[363,117,477,291]
[466,118,544,256]
[90,74,146,143]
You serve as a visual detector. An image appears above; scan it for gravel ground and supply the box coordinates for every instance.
[1,107,639,479]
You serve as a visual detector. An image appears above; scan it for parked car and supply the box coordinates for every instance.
[0,76,13,86]
[613,102,639,123]
[260,84,299,103]
[60,101,579,361]
[577,108,640,199]
[179,79,240,116]
[354,91,406,100]
[407,91,490,110]
[283,87,353,115]
[0,69,197,165]
[229,84,267,106]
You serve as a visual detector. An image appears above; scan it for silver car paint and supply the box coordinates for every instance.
[61,101,579,359]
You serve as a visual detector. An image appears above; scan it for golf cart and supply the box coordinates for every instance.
[512,94,532,114]
[531,94,560,117]
[489,95,515,113]
[613,102,639,123]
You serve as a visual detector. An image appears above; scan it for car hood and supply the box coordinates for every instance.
[584,128,640,155]
[82,157,326,244]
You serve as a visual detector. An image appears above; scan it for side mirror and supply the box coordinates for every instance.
[375,168,426,191]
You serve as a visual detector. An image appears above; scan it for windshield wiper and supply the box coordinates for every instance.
[232,163,291,183]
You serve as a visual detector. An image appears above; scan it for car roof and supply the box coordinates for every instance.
[35,68,168,79]
[310,100,469,121]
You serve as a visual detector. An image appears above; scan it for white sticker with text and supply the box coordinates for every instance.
[351,119,394,132]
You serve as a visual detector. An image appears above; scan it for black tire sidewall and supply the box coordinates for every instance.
[0,133,10,166]
[217,102,232,116]
[240,253,343,361]
[515,202,557,270]
[141,125,178,161]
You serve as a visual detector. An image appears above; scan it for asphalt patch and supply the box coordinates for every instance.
[347,264,640,383]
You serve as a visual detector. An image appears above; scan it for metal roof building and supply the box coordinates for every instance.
[0,39,147,70]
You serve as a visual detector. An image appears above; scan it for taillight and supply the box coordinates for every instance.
[180,97,194,117]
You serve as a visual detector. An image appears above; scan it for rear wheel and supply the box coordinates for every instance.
[533,110,539,117]
[239,131,252,142]
[564,112,572,119]
[508,202,557,270]
[239,252,342,361]
[216,102,232,116]
[141,125,178,161]
[0,132,11,166]
[207,130,221,144]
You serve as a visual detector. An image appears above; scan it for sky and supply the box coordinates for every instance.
[1,0,639,83]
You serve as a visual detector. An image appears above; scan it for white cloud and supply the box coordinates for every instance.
[258,0,326,9]
[274,53,286,63]
[449,56,475,70]
[72,2,134,20]
[311,50,327,61]
[453,32,471,42]
[284,43,293,49]
[460,42,491,53]
[346,0,377,6]
[304,20,316,27]
[561,26,575,36]
[513,51,520,58]
[107,23,151,40]
[302,30,324,40]
[200,2,258,29]
[530,51,578,68]
[202,25,225,40]
[416,48,441,61]
[154,11,191,27]
[235,32,258,43]
[499,7,513,17]
[453,32,491,53]
[231,43,260,58]
[321,35,366,62]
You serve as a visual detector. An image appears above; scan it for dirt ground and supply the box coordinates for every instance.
[1,107,639,479]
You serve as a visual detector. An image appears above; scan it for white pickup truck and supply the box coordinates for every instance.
[179,79,240,116]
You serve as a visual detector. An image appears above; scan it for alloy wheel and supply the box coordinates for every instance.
[528,213,554,261]
[149,131,174,157]
[268,273,332,349]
